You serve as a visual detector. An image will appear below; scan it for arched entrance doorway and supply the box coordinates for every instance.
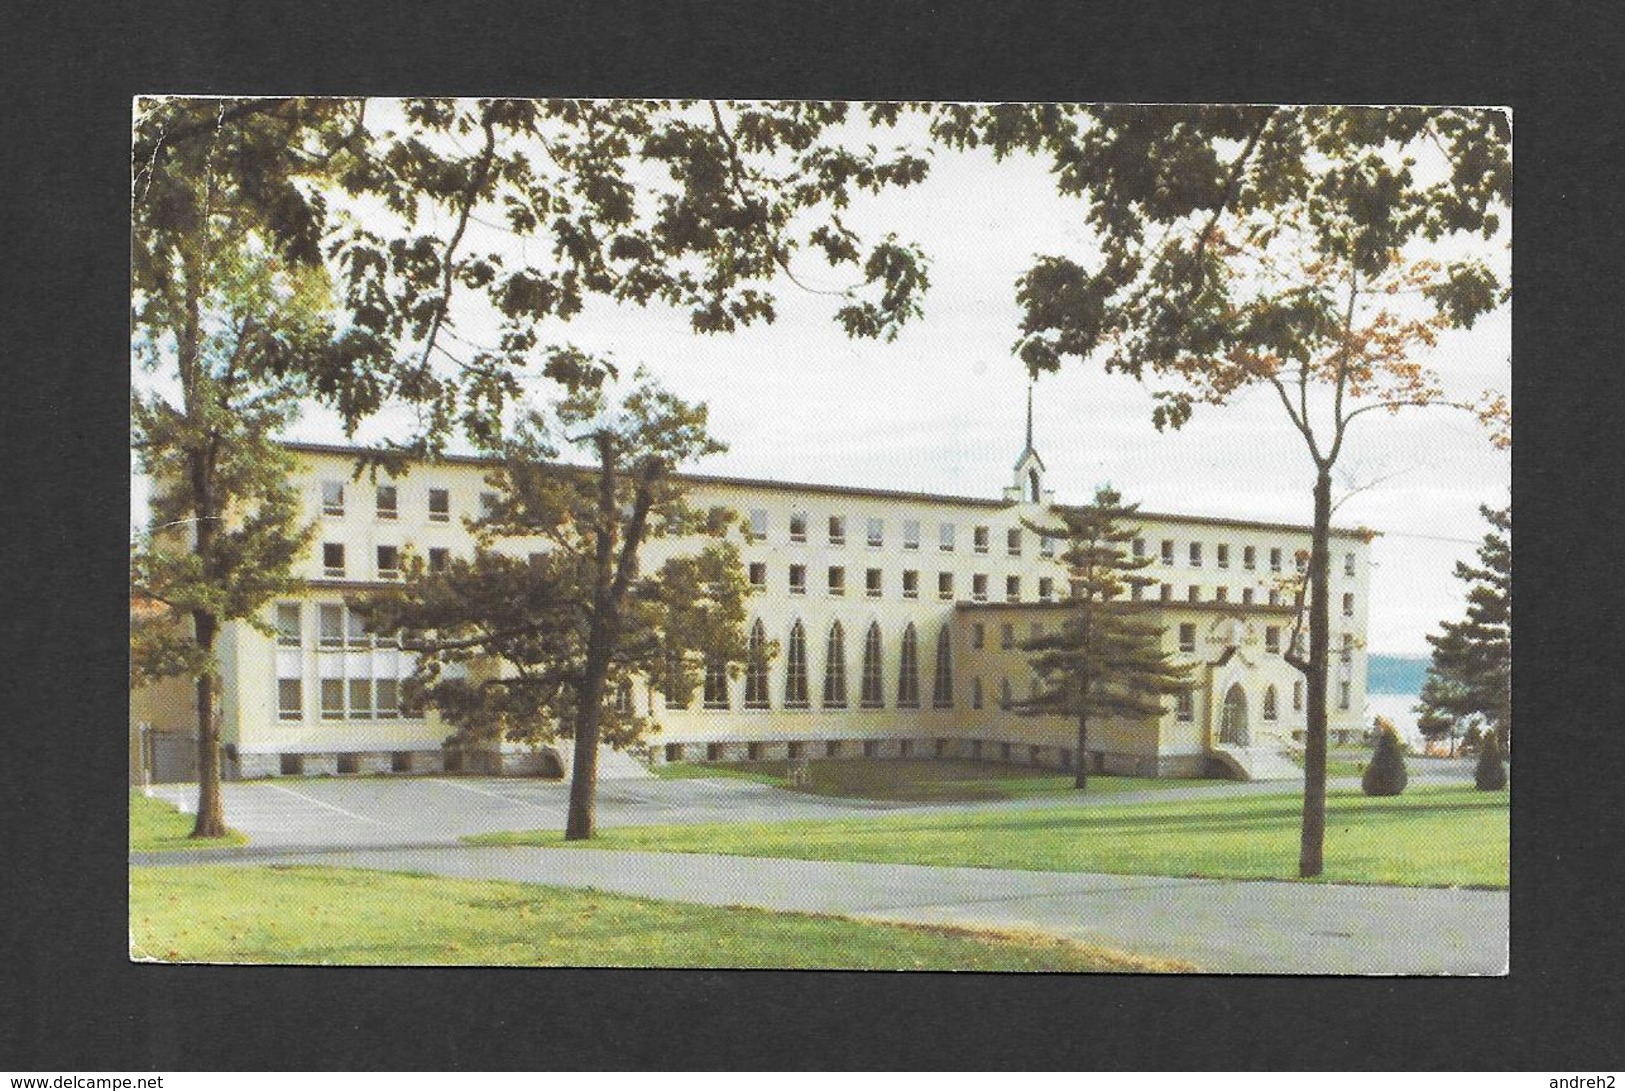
[1218,684,1250,747]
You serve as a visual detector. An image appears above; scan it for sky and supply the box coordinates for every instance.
[132,103,1510,658]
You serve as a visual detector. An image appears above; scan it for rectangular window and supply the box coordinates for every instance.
[972,623,985,649]
[1006,575,1020,603]
[346,608,370,648]
[480,491,500,521]
[348,677,373,720]
[865,568,882,598]
[789,564,807,595]
[703,661,731,710]
[428,488,450,523]
[376,485,397,521]
[320,678,344,720]
[828,566,846,596]
[1343,592,1355,617]
[789,512,808,543]
[902,570,919,599]
[1132,582,1145,602]
[1187,585,1200,603]
[1294,680,1304,711]
[1265,626,1281,653]
[1268,587,1280,607]
[319,603,343,648]
[375,677,399,720]
[973,526,990,554]
[903,519,921,551]
[1344,553,1356,577]
[276,603,302,647]
[972,574,988,602]
[1007,528,1022,556]
[1189,542,1203,567]
[749,509,769,541]
[1161,539,1175,565]
[322,543,345,578]
[1177,690,1194,722]
[278,678,302,721]
[828,515,846,545]
[1341,633,1354,663]
[1214,586,1227,603]
[1242,588,1254,605]
[1339,681,1351,710]
[1040,533,1056,558]
[376,545,400,580]
[1216,544,1229,569]
[938,572,954,600]
[321,480,345,516]
[1270,547,1283,572]
[1179,623,1197,652]
[748,562,767,589]
[971,677,984,709]
[1038,577,1054,602]
[1296,553,1309,574]
[939,523,956,552]
[867,518,884,548]
[1243,545,1256,570]
[428,547,450,573]
[1133,538,1147,559]
[1000,623,1015,651]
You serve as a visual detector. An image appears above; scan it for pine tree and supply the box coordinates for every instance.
[1418,506,1511,748]
[1017,485,1191,790]
[1475,728,1508,791]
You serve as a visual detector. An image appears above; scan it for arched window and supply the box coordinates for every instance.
[663,651,692,709]
[784,620,810,709]
[743,620,770,709]
[931,626,954,709]
[860,622,884,709]
[1263,684,1279,721]
[897,623,920,708]
[822,621,848,709]
[1029,468,1041,503]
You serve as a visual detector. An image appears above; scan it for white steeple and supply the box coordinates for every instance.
[1005,381,1051,505]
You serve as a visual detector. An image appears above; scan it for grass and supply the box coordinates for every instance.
[652,757,1220,802]
[128,865,1190,971]
[472,783,1508,889]
[130,792,247,852]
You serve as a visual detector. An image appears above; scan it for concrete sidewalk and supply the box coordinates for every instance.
[139,843,1508,975]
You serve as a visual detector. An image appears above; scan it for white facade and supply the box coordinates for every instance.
[141,440,1373,779]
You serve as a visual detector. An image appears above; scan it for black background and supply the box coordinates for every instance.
[2,0,1620,1071]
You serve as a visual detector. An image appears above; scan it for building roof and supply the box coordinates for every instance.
[280,440,1374,540]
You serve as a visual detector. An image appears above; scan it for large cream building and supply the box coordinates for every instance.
[132,430,1373,782]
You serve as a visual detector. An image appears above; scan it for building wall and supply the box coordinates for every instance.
[177,443,1373,776]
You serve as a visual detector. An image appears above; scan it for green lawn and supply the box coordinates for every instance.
[472,784,1508,889]
[653,757,1220,802]
[129,865,1190,971]
[130,792,248,852]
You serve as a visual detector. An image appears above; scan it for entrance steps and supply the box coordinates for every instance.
[1210,747,1302,782]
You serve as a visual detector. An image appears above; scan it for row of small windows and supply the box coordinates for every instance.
[749,511,1053,558]
[274,603,412,723]
[316,543,463,580]
[1137,537,1359,578]
[751,563,1056,603]
[321,481,500,525]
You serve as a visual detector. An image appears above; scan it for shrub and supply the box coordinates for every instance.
[1475,730,1507,791]
[1361,722,1408,797]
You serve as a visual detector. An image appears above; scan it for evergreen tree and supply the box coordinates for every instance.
[1475,728,1508,791]
[359,373,756,841]
[1418,505,1511,747]
[1017,486,1191,790]
[1361,718,1408,796]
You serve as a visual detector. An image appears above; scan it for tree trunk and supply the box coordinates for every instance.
[190,612,228,838]
[1297,468,1333,878]
[564,682,604,841]
[1073,712,1089,790]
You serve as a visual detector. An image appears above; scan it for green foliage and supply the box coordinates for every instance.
[1017,485,1191,732]
[1475,730,1507,791]
[356,375,754,755]
[1418,506,1511,745]
[1361,721,1409,797]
